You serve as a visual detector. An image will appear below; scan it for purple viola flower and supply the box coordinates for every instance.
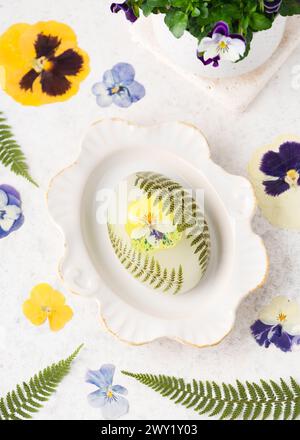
[92,62,145,108]
[0,185,24,239]
[197,21,246,67]
[251,296,300,353]
[260,141,300,196]
[264,0,282,14]
[110,2,138,23]
[86,364,129,419]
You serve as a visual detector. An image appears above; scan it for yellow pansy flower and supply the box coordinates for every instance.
[0,21,90,106]
[23,283,73,331]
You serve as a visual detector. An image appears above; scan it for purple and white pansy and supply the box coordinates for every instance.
[251,296,300,352]
[92,62,145,108]
[110,2,137,23]
[197,21,246,67]
[260,141,300,197]
[86,364,129,419]
[0,185,24,239]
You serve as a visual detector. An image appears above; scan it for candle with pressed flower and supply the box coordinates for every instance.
[107,172,210,295]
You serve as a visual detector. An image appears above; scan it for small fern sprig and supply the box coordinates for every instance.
[122,371,300,420]
[0,344,83,420]
[0,111,37,186]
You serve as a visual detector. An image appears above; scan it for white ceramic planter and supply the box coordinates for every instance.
[152,15,287,78]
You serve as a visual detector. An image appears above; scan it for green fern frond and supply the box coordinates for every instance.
[108,225,183,294]
[122,371,300,420]
[0,344,83,420]
[0,111,37,186]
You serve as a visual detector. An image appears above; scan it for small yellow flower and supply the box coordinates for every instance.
[23,283,73,331]
[0,21,90,106]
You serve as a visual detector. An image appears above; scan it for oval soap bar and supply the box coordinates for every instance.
[107,172,210,294]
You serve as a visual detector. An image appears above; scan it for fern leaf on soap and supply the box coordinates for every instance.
[0,112,37,186]
[0,345,83,420]
[108,225,183,294]
[135,172,210,273]
[122,372,300,420]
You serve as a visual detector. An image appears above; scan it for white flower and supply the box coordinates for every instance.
[198,33,246,63]
[259,296,300,336]
[0,189,21,232]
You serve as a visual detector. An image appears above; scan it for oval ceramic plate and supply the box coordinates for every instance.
[48,119,268,347]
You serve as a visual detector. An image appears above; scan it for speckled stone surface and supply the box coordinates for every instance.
[0,0,300,420]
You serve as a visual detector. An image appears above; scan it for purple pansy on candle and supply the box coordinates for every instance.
[197,21,246,67]
[251,296,300,352]
[260,141,300,196]
[92,62,145,108]
[86,364,129,419]
[0,185,24,239]
[264,0,282,14]
[110,2,138,23]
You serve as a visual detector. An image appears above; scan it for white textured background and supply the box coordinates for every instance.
[0,0,300,420]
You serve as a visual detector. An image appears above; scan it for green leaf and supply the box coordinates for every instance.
[164,10,188,38]
[0,345,83,420]
[122,372,300,420]
[250,12,272,31]
[0,112,37,186]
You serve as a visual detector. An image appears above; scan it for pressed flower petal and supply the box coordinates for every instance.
[48,304,73,331]
[260,150,287,177]
[112,384,128,396]
[87,389,107,408]
[112,88,132,108]
[52,49,83,76]
[102,69,116,88]
[112,63,135,86]
[131,226,149,239]
[155,223,176,234]
[262,179,289,196]
[212,21,230,36]
[198,37,214,53]
[23,299,47,326]
[101,394,129,420]
[96,93,113,107]
[4,204,21,220]
[86,368,112,389]
[19,69,40,91]
[269,326,294,352]
[0,189,8,208]
[99,364,116,387]
[0,217,16,232]
[126,80,145,102]
[30,283,54,306]
[250,320,273,348]
[278,142,300,170]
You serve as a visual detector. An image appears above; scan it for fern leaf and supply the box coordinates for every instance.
[122,371,300,420]
[0,111,37,186]
[0,344,83,420]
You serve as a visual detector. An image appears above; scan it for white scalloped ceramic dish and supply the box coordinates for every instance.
[48,119,268,347]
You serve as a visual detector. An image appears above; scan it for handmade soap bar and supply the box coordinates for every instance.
[107,172,210,294]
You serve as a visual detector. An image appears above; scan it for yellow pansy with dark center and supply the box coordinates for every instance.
[0,21,90,105]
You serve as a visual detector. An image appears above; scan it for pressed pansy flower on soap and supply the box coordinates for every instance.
[0,21,89,105]
[92,63,145,108]
[0,185,24,239]
[251,296,300,352]
[86,364,129,419]
[23,283,73,331]
[197,21,246,67]
[260,141,300,196]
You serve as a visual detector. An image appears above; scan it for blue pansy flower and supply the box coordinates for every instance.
[110,2,138,23]
[86,364,129,419]
[0,185,24,239]
[260,141,300,196]
[92,63,145,108]
[251,296,300,352]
